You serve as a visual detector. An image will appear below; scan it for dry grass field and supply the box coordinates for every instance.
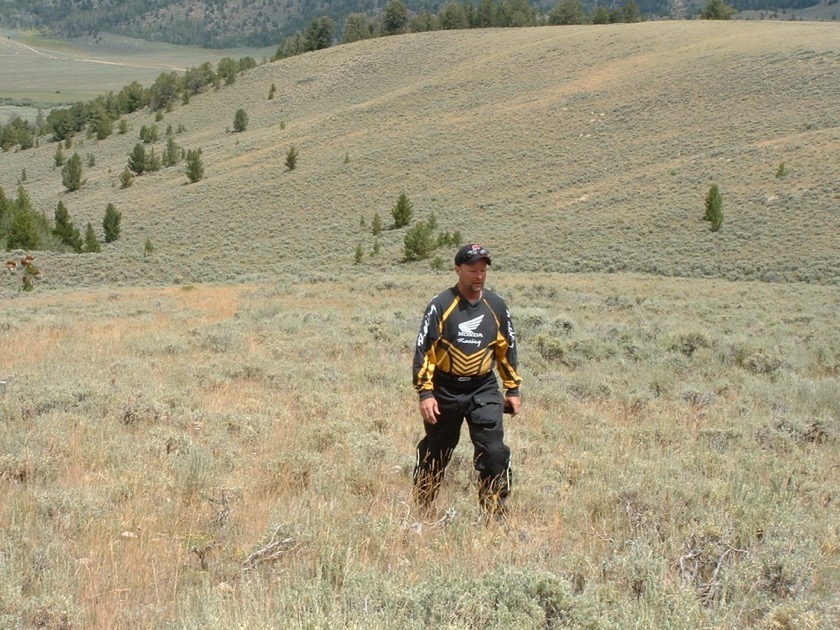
[1,20,839,629]
[0,28,273,105]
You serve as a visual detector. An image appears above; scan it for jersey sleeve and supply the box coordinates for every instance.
[495,305,522,394]
[413,300,441,399]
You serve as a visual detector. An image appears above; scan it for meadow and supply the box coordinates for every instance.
[1,273,838,628]
[1,19,839,629]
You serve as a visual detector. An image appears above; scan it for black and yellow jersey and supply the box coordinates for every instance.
[413,286,522,399]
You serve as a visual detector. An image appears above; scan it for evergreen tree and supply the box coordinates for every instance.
[8,206,40,250]
[144,237,155,258]
[404,220,436,261]
[391,192,414,228]
[83,222,101,253]
[62,152,85,192]
[0,187,8,243]
[549,0,585,24]
[371,212,383,236]
[217,58,239,85]
[384,0,409,34]
[233,108,249,132]
[54,144,65,167]
[53,201,83,252]
[304,16,334,52]
[592,5,610,23]
[148,71,181,111]
[354,243,364,264]
[701,0,736,19]
[704,184,724,232]
[440,1,469,29]
[162,137,181,167]
[620,0,642,22]
[144,148,162,173]
[342,13,374,43]
[103,203,122,243]
[128,143,146,175]
[268,83,277,100]
[186,148,204,183]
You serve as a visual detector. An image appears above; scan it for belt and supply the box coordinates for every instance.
[433,371,493,384]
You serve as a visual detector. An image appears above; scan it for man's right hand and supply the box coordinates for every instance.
[419,397,440,425]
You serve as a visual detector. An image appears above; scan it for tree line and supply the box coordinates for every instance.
[0,184,119,253]
[0,0,809,49]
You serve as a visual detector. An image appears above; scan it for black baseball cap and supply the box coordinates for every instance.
[454,244,492,266]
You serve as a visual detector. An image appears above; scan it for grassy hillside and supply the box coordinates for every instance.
[2,21,839,297]
[1,22,839,629]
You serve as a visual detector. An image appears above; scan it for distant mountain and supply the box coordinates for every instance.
[0,0,828,48]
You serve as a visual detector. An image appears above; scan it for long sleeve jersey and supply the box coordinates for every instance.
[413,286,522,400]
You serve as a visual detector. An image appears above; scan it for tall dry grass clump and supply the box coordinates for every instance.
[1,273,838,628]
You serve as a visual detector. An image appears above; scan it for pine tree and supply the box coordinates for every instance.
[53,201,83,252]
[371,212,383,236]
[403,220,435,261]
[103,203,122,243]
[128,143,146,175]
[83,222,101,253]
[0,187,9,243]
[268,83,277,100]
[233,109,249,132]
[62,152,85,192]
[354,243,364,264]
[8,207,40,250]
[392,192,413,228]
[701,0,736,19]
[383,0,409,34]
[162,137,180,167]
[704,184,724,232]
[186,148,204,183]
[54,144,65,167]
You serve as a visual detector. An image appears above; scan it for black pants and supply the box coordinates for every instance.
[413,374,511,511]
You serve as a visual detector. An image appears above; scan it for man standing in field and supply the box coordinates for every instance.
[412,243,522,519]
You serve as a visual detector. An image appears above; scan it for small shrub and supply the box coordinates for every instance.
[285,146,298,171]
[119,167,134,189]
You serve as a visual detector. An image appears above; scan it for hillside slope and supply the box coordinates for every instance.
[1,21,839,294]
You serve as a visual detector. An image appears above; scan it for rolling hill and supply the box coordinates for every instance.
[1,21,839,297]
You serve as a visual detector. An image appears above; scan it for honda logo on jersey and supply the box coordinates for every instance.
[458,315,484,338]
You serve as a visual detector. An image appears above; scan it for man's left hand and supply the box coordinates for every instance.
[504,395,521,416]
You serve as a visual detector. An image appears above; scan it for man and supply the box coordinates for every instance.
[412,243,522,518]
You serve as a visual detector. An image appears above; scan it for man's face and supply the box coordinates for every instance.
[456,259,488,297]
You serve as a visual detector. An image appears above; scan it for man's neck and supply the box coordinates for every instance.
[458,286,483,304]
